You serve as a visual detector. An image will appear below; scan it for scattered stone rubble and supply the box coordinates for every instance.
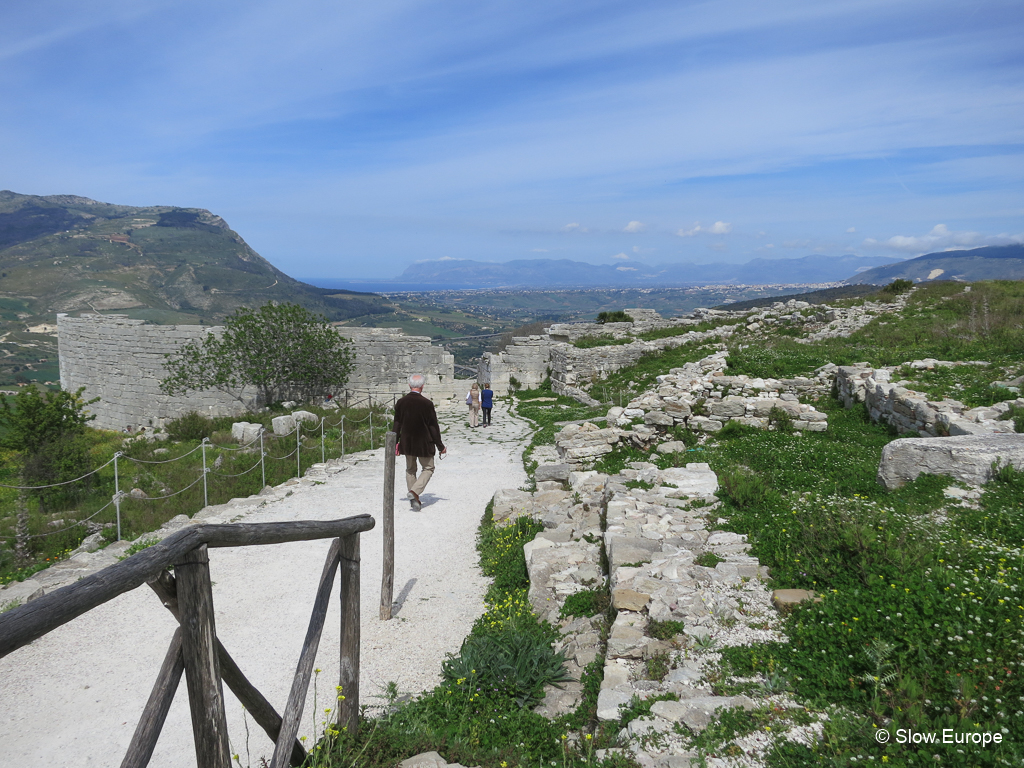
[552,351,832,466]
[503,458,816,767]
[836,361,1023,437]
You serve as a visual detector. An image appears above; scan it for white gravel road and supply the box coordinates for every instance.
[0,399,531,768]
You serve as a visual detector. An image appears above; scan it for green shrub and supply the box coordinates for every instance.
[881,278,914,295]
[999,403,1024,433]
[647,618,687,640]
[596,310,633,324]
[441,630,574,708]
[767,405,795,433]
[717,467,779,510]
[117,535,160,561]
[559,588,610,620]
[695,551,725,568]
[478,515,542,593]
[165,411,213,441]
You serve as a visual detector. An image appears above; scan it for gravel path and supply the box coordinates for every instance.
[0,399,532,768]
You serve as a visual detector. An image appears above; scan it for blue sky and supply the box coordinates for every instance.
[2,0,1023,279]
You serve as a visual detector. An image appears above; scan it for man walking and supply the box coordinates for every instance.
[392,373,446,511]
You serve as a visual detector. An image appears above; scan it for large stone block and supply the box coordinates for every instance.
[878,434,1024,489]
[272,415,296,435]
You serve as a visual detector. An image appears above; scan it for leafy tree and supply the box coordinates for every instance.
[0,387,98,510]
[596,310,633,324]
[160,302,355,406]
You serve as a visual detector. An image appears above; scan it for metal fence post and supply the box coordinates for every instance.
[341,415,345,461]
[113,452,122,541]
[296,421,301,479]
[320,418,325,464]
[201,439,209,509]
[369,412,374,451]
[260,430,266,488]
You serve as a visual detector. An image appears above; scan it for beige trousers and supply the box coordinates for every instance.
[469,405,479,427]
[405,454,436,496]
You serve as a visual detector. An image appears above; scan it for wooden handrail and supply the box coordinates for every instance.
[0,515,375,659]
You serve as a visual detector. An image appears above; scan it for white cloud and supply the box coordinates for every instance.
[616,266,638,271]
[563,222,580,231]
[846,227,857,233]
[531,247,548,252]
[864,224,1024,254]
[611,252,630,260]
[437,256,456,261]
[623,220,646,233]
[676,220,731,236]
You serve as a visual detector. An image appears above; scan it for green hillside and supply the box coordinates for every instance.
[846,244,1024,284]
[0,191,395,387]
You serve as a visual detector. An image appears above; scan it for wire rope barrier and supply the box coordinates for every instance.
[0,455,119,491]
[0,405,392,548]
[0,496,117,540]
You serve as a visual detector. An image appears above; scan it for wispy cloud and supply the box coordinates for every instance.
[0,1,1021,278]
[676,221,731,237]
[864,224,1024,254]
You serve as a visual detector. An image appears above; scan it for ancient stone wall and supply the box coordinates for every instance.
[58,314,251,431]
[58,314,455,431]
[834,361,1021,437]
[337,327,455,406]
[477,335,556,395]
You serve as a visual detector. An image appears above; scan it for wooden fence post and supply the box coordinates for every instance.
[380,431,396,620]
[175,544,231,768]
[338,535,360,738]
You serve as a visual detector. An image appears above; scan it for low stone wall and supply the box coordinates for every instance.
[835,362,1021,437]
[547,325,738,399]
[498,461,807,763]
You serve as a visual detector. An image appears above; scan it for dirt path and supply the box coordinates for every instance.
[0,399,532,768]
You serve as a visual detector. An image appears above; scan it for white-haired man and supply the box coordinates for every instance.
[392,373,447,511]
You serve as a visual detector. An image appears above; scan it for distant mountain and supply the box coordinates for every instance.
[0,190,391,325]
[396,253,900,289]
[844,245,1024,284]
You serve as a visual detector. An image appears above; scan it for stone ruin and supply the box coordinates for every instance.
[487,460,811,766]
[57,314,455,431]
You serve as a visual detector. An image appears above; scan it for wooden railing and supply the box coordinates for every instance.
[0,515,376,768]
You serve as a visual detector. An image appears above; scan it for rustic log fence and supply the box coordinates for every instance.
[0,515,375,768]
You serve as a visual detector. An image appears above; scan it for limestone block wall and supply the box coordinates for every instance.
[835,362,1021,437]
[58,314,251,431]
[337,327,455,405]
[477,335,558,395]
[58,315,456,431]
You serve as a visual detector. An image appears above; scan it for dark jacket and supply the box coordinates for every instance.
[393,391,445,457]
